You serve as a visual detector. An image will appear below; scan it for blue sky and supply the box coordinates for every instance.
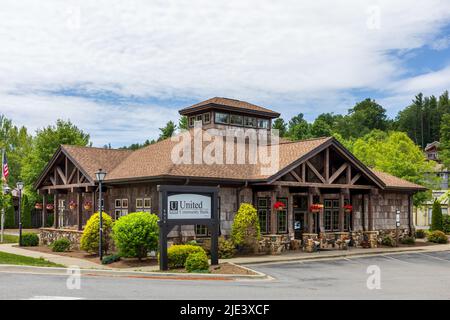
[1,1,450,147]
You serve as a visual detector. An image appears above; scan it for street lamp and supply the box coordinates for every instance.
[95,169,107,261]
[1,184,11,243]
[16,181,24,246]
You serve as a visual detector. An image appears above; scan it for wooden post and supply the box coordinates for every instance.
[308,191,314,233]
[53,192,59,229]
[270,192,277,234]
[339,192,345,231]
[318,193,324,233]
[77,191,83,231]
[288,194,294,238]
[368,192,373,231]
[42,193,47,228]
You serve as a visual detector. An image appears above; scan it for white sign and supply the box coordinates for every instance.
[167,193,212,220]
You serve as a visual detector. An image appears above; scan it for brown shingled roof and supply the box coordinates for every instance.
[179,97,280,118]
[371,169,426,191]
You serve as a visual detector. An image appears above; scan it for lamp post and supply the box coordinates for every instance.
[17,181,24,246]
[95,169,107,261]
[1,184,11,243]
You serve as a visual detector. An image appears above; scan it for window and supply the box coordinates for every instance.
[144,198,151,208]
[115,209,122,220]
[195,225,209,237]
[244,116,257,128]
[324,199,340,232]
[189,116,195,127]
[258,119,269,129]
[122,199,128,208]
[114,200,128,219]
[196,114,203,122]
[277,198,288,234]
[203,112,211,124]
[257,197,270,234]
[230,114,243,125]
[136,199,144,209]
[215,112,229,124]
[115,199,122,208]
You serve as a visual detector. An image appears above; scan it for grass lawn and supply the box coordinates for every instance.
[0,251,64,267]
[0,234,19,244]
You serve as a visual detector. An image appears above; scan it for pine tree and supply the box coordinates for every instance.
[431,200,443,231]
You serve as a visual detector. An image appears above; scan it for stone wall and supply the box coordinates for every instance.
[372,192,411,231]
[39,228,83,250]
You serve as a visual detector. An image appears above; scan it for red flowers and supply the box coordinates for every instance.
[344,204,353,213]
[274,201,286,210]
[309,204,323,213]
[69,200,77,210]
[46,204,54,211]
[35,203,43,210]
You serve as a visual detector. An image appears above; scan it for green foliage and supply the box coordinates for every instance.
[427,230,448,244]
[400,236,416,245]
[440,113,450,169]
[80,212,113,255]
[185,251,209,273]
[21,233,39,247]
[287,113,311,140]
[272,118,288,137]
[231,203,260,252]
[430,200,443,231]
[112,212,159,260]
[102,254,121,265]
[158,120,177,141]
[167,244,205,269]
[345,98,389,138]
[178,116,189,131]
[0,251,63,267]
[443,215,450,234]
[415,229,426,239]
[381,235,396,247]
[218,237,236,259]
[51,238,71,252]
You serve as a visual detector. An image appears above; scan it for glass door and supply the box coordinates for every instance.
[293,196,308,239]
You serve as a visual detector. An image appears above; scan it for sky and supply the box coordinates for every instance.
[1,0,450,147]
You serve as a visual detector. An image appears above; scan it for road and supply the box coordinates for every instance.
[1,251,449,300]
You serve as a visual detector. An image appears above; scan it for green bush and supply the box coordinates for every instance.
[185,251,209,273]
[415,229,426,239]
[400,236,415,245]
[231,203,260,253]
[443,215,450,234]
[102,254,121,265]
[46,213,54,227]
[427,230,448,244]
[51,238,71,252]
[167,244,205,269]
[218,237,235,259]
[431,200,443,231]
[112,212,159,261]
[381,235,396,247]
[21,233,39,247]
[80,212,113,255]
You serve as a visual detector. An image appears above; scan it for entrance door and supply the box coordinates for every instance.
[293,196,308,240]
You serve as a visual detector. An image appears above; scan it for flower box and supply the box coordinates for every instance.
[35,203,43,210]
[309,204,323,213]
[273,201,286,211]
[84,201,92,211]
[46,204,54,211]
[344,204,353,213]
[69,200,77,210]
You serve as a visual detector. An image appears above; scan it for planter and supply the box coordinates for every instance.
[35,203,43,210]
[84,202,92,211]
[69,201,77,210]
[46,204,54,211]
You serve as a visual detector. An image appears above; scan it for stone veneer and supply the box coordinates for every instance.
[39,228,83,250]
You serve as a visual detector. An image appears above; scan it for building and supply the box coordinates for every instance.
[34,97,426,250]
[414,141,449,228]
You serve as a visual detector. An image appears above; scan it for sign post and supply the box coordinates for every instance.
[158,185,219,271]
[395,210,401,247]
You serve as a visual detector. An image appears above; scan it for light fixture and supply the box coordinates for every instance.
[16,181,24,191]
[95,169,107,182]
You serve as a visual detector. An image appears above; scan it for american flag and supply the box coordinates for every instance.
[2,152,9,182]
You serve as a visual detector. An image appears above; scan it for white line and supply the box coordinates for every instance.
[380,254,413,265]
[416,252,450,263]
[27,296,84,300]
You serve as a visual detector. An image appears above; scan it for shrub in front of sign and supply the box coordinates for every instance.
[231,203,260,253]
[102,254,121,265]
[167,244,205,269]
[219,237,236,259]
[112,212,159,261]
[21,233,39,247]
[381,235,395,247]
[427,230,448,244]
[185,251,210,273]
[51,238,71,252]
[80,212,113,255]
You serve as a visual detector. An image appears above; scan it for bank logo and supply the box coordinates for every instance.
[169,201,178,212]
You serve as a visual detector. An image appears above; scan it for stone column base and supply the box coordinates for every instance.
[302,233,319,253]
[363,231,379,248]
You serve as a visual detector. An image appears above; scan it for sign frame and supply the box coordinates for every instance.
[158,185,219,271]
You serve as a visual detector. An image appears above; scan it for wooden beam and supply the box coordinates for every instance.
[328,163,348,184]
[40,183,94,190]
[68,167,77,184]
[269,181,374,190]
[306,161,326,183]
[301,162,306,181]
[325,148,329,182]
[347,165,351,185]
[50,176,56,186]
[351,173,361,185]
[290,170,302,182]
[56,166,67,185]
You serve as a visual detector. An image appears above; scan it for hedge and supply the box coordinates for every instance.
[167,245,206,269]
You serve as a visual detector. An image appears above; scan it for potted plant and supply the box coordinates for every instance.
[35,203,43,210]
[344,204,353,213]
[46,204,54,211]
[84,201,92,211]
[273,201,286,211]
[309,204,323,213]
[69,200,77,210]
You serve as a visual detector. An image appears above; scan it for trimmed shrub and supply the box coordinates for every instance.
[185,251,209,273]
[400,236,415,245]
[112,212,159,261]
[431,200,443,231]
[381,235,396,247]
[102,254,121,265]
[21,233,39,247]
[443,215,450,234]
[231,203,260,253]
[427,230,448,244]
[415,229,426,239]
[218,237,235,259]
[167,244,205,269]
[51,238,71,252]
[80,212,113,255]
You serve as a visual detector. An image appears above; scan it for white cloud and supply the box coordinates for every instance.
[0,0,450,145]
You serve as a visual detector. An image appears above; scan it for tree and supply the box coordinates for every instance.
[272,118,287,137]
[440,114,450,169]
[21,119,90,187]
[158,121,176,141]
[351,130,437,205]
[178,116,189,131]
[346,98,388,138]
[430,200,443,231]
[287,113,310,140]
[310,118,332,137]
[231,203,260,253]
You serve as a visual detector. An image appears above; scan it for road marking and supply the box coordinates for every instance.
[416,252,450,263]
[27,296,84,300]
[380,254,413,265]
